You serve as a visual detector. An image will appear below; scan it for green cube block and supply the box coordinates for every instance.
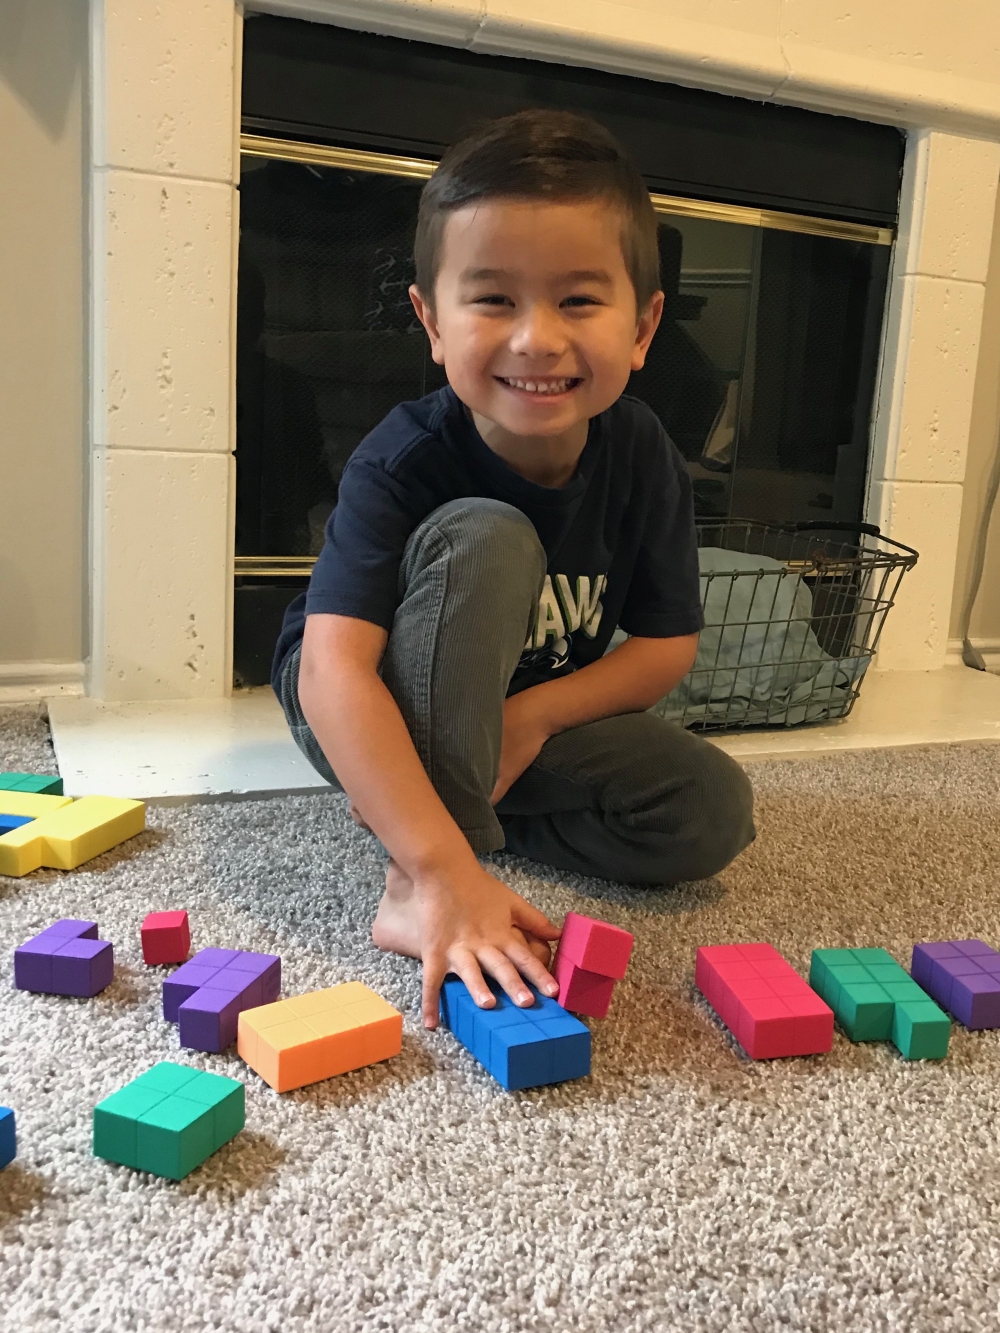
[851,948,892,966]
[829,964,872,987]
[882,980,920,1002]
[93,1063,244,1180]
[837,982,895,1041]
[865,962,908,984]
[0,772,62,795]
[892,1000,950,1060]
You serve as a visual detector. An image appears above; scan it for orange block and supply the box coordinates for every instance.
[237,982,402,1092]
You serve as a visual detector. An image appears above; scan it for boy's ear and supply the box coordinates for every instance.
[630,290,665,373]
[409,284,446,365]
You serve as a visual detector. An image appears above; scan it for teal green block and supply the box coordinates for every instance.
[851,948,892,966]
[883,980,920,1002]
[837,981,895,1041]
[0,772,62,795]
[865,962,908,984]
[93,1063,244,1180]
[829,964,872,987]
[93,1085,169,1168]
[892,1000,950,1060]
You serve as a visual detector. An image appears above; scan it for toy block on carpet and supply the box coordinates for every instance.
[695,943,834,1059]
[810,947,950,1059]
[0,772,63,795]
[0,814,33,833]
[0,794,145,877]
[163,948,280,1053]
[142,910,191,965]
[0,1107,15,1169]
[93,1062,244,1180]
[14,919,114,997]
[911,940,1000,1029]
[553,911,634,1019]
[440,977,591,1091]
[238,982,403,1092]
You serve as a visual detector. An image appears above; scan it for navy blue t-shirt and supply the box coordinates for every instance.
[272,386,703,691]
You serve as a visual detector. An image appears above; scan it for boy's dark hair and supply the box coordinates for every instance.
[414,109,661,312]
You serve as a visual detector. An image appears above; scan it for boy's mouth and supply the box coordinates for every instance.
[496,376,582,396]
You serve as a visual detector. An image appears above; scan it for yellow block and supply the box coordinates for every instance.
[0,792,72,818]
[238,983,402,1092]
[0,796,146,877]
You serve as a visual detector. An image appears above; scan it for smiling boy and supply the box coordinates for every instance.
[272,110,755,1027]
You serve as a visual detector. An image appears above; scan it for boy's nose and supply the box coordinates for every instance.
[508,306,567,359]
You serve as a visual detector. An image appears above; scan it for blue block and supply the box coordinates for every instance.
[0,814,33,833]
[0,1107,15,1169]
[439,978,591,1090]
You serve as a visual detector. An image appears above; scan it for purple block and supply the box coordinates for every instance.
[164,948,281,1052]
[913,939,1000,1029]
[50,938,114,998]
[14,919,112,997]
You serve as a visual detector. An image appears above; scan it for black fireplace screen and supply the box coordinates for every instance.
[234,150,891,687]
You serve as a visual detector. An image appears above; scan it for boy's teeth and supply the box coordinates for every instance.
[504,377,572,394]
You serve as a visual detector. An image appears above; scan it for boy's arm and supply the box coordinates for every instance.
[297,613,560,1028]
[491,633,699,803]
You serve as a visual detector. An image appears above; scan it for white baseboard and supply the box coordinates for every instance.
[945,638,1000,670]
[0,661,86,703]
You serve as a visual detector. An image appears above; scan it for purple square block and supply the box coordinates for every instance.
[222,951,270,975]
[953,939,994,957]
[50,938,114,998]
[191,948,240,969]
[979,955,1000,975]
[14,919,112,996]
[178,987,246,1053]
[911,941,961,988]
[162,962,224,1021]
[951,971,1000,1029]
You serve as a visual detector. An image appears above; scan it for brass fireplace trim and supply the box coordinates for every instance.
[241,133,895,246]
[235,556,316,577]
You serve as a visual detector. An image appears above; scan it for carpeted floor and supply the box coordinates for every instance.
[2,703,1000,1332]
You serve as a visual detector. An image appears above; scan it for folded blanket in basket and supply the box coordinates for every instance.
[616,548,869,728]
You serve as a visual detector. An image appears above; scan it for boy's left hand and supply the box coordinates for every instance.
[490,690,551,804]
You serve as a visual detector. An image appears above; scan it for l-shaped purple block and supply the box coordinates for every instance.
[163,947,280,1053]
[911,939,1000,1030]
[14,919,114,997]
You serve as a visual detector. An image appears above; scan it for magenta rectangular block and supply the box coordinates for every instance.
[14,919,113,998]
[696,943,833,1060]
[553,952,616,1019]
[911,940,1000,1029]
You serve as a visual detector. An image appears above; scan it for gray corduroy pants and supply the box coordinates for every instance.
[278,498,755,884]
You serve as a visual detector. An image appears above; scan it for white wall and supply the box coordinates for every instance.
[0,0,87,696]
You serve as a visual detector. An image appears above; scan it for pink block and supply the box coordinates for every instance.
[695,943,833,1060]
[554,953,616,1019]
[557,912,634,980]
[141,910,191,966]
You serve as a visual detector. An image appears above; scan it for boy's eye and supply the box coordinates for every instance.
[472,293,512,307]
[562,295,601,308]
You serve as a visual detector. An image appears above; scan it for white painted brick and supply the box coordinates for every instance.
[898,132,1000,283]
[95,450,231,700]
[258,0,481,46]
[871,274,986,485]
[103,172,234,454]
[102,0,237,181]
[867,480,964,671]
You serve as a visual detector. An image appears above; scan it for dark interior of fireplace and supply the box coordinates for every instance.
[233,16,903,688]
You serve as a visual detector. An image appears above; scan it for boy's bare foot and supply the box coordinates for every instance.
[371,859,421,959]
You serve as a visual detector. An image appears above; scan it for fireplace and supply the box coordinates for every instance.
[232,17,901,685]
[81,2,1000,701]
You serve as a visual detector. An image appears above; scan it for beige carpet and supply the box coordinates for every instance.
[2,702,1000,1332]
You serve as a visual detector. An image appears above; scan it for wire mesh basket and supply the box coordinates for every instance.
[654,519,919,732]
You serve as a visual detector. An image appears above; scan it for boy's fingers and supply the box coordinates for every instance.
[451,949,497,1010]
[511,898,561,941]
[421,955,448,1029]
[505,941,559,998]
[477,946,535,1007]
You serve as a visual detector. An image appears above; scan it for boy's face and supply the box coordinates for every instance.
[409,198,663,443]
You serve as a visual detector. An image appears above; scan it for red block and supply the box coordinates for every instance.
[557,911,634,981]
[141,910,191,966]
[553,952,616,1019]
[695,943,833,1059]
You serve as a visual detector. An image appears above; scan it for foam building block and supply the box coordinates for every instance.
[440,977,591,1091]
[238,982,402,1092]
[810,947,950,1060]
[93,1062,244,1180]
[0,771,63,795]
[0,794,145,877]
[695,943,833,1059]
[553,910,634,1019]
[0,1107,15,1169]
[14,918,114,997]
[911,939,1000,1029]
[0,814,34,833]
[163,948,281,1053]
[142,910,191,966]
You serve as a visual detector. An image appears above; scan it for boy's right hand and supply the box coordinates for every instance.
[372,857,561,1028]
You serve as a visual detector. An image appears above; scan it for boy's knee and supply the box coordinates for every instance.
[683,742,755,879]
[409,498,544,576]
